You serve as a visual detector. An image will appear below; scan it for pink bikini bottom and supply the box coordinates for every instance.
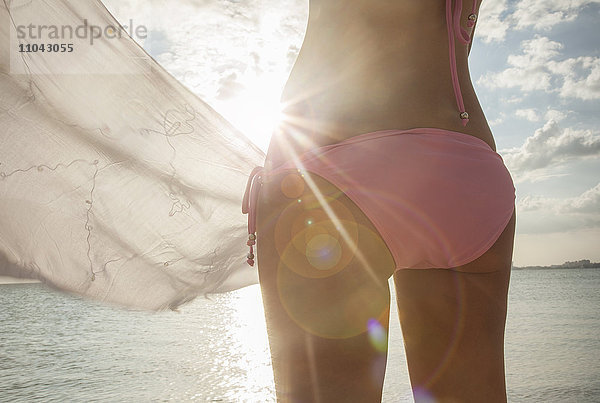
[243,128,515,270]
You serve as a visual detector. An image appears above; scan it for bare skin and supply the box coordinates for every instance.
[256,0,515,401]
[265,0,496,170]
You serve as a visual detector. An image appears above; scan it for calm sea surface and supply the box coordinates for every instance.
[1,268,599,402]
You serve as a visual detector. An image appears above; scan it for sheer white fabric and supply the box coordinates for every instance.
[0,0,265,310]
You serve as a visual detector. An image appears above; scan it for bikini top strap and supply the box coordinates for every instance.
[446,0,480,126]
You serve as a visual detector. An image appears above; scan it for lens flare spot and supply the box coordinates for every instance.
[367,318,388,352]
[273,190,360,280]
[412,387,437,403]
[306,234,342,271]
[290,210,333,254]
[276,223,390,339]
[278,219,356,279]
[280,173,304,199]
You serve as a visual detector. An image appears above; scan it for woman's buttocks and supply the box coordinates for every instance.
[266,0,495,168]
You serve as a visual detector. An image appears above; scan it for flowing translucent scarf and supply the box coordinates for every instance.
[0,0,265,310]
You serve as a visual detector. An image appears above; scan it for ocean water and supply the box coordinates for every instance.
[0,268,599,402]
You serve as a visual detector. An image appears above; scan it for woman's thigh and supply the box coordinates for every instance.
[393,209,516,403]
[256,170,396,402]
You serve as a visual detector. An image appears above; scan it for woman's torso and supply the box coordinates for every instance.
[265,0,495,169]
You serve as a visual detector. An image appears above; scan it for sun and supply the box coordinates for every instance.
[213,74,286,153]
[209,9,295,153]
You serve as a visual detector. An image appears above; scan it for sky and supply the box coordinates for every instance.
[100,0,600,267]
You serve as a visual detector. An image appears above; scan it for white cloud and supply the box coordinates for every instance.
[566,183,600,214]
[511,0,600,30]
[526,173,571,184]
[501,120,600,180]
[507,36,563,64]
[544,109,567,122]
[488,114,505,126]
[477,0,600,42]
[515,108,541,122]
[504,96,523,104]
[554,57,600,100]
[477,0,510,43]
[516,183,600,233]
[479,36,600,100]
[479,36,561,91]
[514,108,567,123]
[518,183,600,217]
[518,194,549,212]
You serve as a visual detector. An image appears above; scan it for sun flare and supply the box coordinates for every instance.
[213,72,287,153]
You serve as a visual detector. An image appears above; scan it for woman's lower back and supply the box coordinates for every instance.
[266,0,496,168]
